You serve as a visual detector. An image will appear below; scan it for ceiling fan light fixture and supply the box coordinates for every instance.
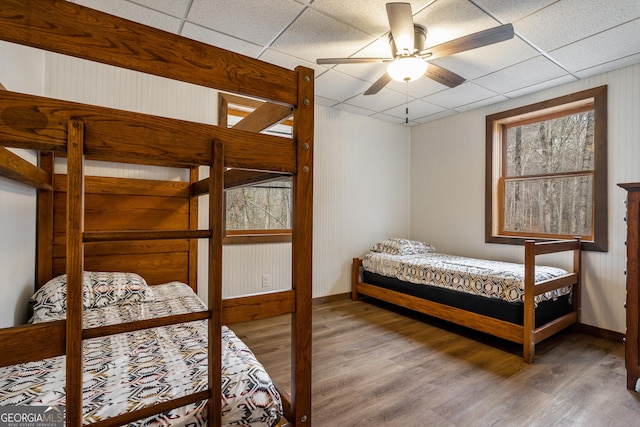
[387,56,428,82]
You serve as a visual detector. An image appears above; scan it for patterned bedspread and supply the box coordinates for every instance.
[363,251,572,305]
[0,282,282,426]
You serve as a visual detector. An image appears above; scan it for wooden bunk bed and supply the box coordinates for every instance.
[352,238,581,363]
[0,1,313,426]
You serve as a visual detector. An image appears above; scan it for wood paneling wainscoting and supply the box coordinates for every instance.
[231,298,640,426]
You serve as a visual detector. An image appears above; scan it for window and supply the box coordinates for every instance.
[219,93,293,244]
[486,86,607,251]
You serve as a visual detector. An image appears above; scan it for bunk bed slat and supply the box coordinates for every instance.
[83,229,212,242]
[83,310,212,340]
[86,390,211,427]
[0,0,298,106]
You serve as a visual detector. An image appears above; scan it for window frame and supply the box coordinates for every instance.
[219,93,293,245]
[485,86,608,252]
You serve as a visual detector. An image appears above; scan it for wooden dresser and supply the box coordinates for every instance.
[620,182,640,390]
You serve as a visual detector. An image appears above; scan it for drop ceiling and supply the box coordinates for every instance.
[69,0,640,126]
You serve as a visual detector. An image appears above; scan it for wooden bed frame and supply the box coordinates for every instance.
[0,1,313,426]
[352,238,581,363]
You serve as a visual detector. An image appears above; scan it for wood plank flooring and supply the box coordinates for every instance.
[230,298,640,426]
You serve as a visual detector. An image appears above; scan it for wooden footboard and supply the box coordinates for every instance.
[352,238,581,363]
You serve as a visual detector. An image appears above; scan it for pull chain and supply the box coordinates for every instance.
[405,81,409,124]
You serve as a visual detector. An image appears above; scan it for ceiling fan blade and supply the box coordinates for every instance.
[386,2,415,54]
[316,57,392,65]
[421,23,514,60]
[364,73,392,95]
[424,63,465,88]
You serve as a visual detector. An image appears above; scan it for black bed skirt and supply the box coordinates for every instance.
[362,271,573,328]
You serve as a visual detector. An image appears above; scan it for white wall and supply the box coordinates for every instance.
[410,64,640,333]
[312,106,410,298]
[0,41,45,327]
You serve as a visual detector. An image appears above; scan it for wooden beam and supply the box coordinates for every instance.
[222,291,295,324]
[0,0,297,105]
[0,146,52,189]
[0,321,65,368]
[233,102,293,133]
[0,91,296,172]
[191,170,288,196]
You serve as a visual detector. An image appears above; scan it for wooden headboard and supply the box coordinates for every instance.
[38,165,199,289]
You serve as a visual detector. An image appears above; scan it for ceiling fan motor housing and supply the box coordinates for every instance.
[389,24,426,56]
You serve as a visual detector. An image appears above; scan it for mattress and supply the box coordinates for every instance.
[362,251,572,305]
[0,282,282,427]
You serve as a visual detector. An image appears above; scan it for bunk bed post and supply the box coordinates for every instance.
[352,258,361,301]
[523,240,536,364]
[572,237,582,333]
[291,66,314,426]
[65,119,85,426]
[208,140,225,426]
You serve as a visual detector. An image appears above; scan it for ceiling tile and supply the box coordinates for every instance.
[344,87,410,112]
[474,55,569,93]
[181,23,263,57]
[383,98,446,120]
[258,48,329,77]
[332,102,377,116]
[422,82,498,109]
[309,0,437,37]
[414,109,457,124]
[315,95,338,107]
[504,74,577,99]
[472,0,557,23]
[414,0,502,48]
[314,70,372,102]
[272,7,376,64]
[73,0,181,32]
[370,111,412,125]
[453,94,509,112]
[574,53,640,79]
[515,0,640,52]
[187,0,305,46]
[126,0,192,18]
[430,36,539,81]
[549,19,640,73]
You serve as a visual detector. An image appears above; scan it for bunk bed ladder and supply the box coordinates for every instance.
[62,123,225,426]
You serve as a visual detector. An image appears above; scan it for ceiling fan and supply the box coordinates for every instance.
[316,2,514,95]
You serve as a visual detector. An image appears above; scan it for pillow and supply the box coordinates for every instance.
[31,271,155,318]
[371,238,436,255]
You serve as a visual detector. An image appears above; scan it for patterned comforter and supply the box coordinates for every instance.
[0,282,282,426]
[362,251,572,305]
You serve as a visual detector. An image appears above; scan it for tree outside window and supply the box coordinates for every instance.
[486,86,607,251]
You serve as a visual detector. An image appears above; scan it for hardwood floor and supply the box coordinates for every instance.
[230,298,640,426]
